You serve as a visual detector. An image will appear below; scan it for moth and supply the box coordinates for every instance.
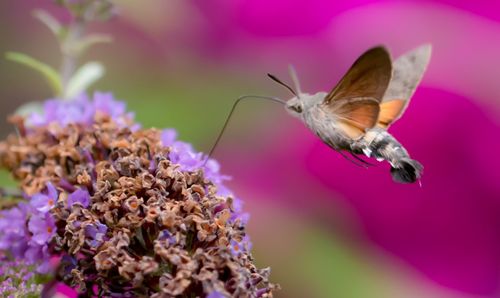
[268,44,432,183]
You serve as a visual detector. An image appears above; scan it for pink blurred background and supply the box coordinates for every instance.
[1,1,500,297]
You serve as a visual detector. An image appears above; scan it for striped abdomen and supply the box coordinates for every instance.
[352,128,423,183]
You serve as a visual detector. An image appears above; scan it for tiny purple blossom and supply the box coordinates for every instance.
[160,129,252,245]
[94,92,126,118]
[158,230,176,246]
[84,222,107,248]
[28,94,94,127]
[30,182,58,213]
[161,129,230,187]
[231,212,250,226]
[67,188,91,208]
[26,92,135,129]
[60,254,78,276]
[24,242,51,273]
[207,291,226,298]
[0,203,30,256]
[28,212,56,245]
[0,269,31,297]
[230,235,252,257]
[161,129,177,146]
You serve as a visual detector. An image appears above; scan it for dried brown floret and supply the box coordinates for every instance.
[0,116,277,297]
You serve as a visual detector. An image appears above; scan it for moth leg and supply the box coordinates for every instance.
[337,150,369,168]
[349,152,375,167]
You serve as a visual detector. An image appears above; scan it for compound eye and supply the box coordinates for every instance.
[294,105,303,113]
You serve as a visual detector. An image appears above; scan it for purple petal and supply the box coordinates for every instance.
[161,129,177,147]
[30,194,51,213]
[28,213,55,245]
[207,291,226,298]
[67,188,91,208]
[46,182,58,200]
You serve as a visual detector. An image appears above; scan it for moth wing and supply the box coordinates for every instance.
[330,97,381,139]
[378,99,406,129]
[379,44,432,128]
[325,46,392,104]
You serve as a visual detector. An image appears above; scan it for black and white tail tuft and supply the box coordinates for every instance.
[390,158,423,184]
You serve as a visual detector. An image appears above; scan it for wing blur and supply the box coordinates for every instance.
[323,46,392,139]
[378,44,432,128]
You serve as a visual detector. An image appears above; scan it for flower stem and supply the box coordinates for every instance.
[60,18,86,95]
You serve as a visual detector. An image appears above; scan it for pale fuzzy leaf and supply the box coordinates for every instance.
[32,10,63,38]
[64,62,105,99]
[15,101,44,117]
[5,52,63,96]
[72,34,113,55]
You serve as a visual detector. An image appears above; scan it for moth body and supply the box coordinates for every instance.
[288,94,422,183]
[286,92,353,151]
[273,44,431,183]
[352,128,423,183]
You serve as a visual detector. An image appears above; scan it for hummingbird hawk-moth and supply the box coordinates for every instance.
[269,44,432,183]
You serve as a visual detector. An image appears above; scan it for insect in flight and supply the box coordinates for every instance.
[268,44,431,183]
[207,44,431,183]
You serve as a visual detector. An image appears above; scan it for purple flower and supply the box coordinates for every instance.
[24,242,51,273]
[230,235,252,257]
[158,230,176,246]
[207,291,226,298]
[28,212,56,245]
[60,254,78,276]
[30,182,58,213]
[0,197,54,274]
[84,222,107,248]
[1,95,265,295]
[67,188,91,208]
[26,92,135,129]
[230,211,250,227]
[94,92,126,118]
[0,204,30,257]
[28,94,94,127]
[0,255,43,296]
[161,129,230,188]
[160,129,177,146]
[162,129,204,170]
[161,128,250,231]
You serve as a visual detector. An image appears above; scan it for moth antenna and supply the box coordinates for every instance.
[288,64,302,95]
[267,73,297,96]
[204,95,286,164]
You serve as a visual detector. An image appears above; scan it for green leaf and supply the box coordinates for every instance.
[72,34,113,55]
[64,61,105,99]
[32,10,63,38]
[5,52,62,96]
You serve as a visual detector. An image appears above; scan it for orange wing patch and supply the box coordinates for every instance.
[330,98,380,139]
[378,99,406,129]
[338,120,366,139]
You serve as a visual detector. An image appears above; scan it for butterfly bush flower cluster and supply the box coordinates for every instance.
[0,252,44,297]
[0,93,277,297]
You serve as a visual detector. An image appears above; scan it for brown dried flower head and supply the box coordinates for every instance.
[0,98,278,297]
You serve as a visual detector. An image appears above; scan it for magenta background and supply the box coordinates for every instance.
[191,0,500,295]
[1,0,500,297]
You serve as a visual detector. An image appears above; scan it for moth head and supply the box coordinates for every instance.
[285,97,304,115]
[268,66,305,116]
